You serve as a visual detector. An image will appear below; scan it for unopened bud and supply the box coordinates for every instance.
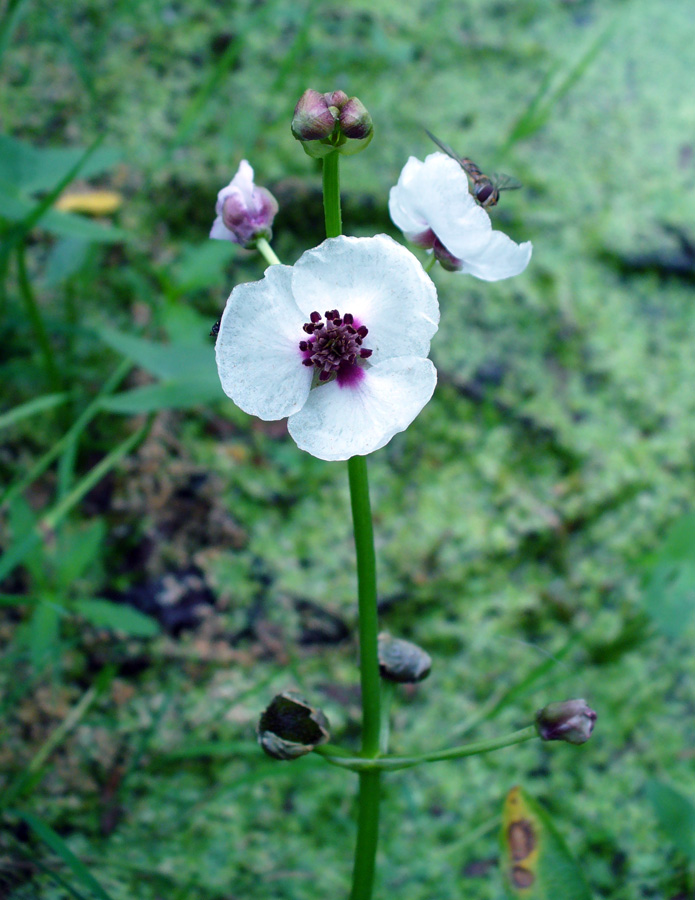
[535,699,597,745]
[378,632,432,683]
[292,89,373,157]
[324,89,349,110]
[339,97,373,141]
[210,161,278,248]
[258,691,330,760]
[291,89,338,143]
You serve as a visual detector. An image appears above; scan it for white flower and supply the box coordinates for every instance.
[215,234,439,461]
[210,160,278,248]
[388,152,532,281]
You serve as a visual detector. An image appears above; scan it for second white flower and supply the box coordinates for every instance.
[389,152,532,281]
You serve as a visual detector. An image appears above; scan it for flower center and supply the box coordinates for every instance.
[299,309,373,382]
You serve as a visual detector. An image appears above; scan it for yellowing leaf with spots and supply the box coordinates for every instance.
[55,190,123,215]
[501,786,592,900]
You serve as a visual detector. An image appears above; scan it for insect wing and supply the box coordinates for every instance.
[424,128,464,165]
[491,172,522,192]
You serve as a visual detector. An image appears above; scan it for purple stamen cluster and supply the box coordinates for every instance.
[299,309,373,382]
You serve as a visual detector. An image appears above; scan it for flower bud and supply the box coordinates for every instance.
[535,699,597,745]
[339,97,373,141]
[324,89,349,109]
[291,89,338,143]
[257,690,330,760]
[292,89,373,158]
[210,161,278,249]
[378,632,432,683]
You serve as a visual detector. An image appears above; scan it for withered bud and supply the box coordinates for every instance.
[258,691,330,760]
[378,632,432,683]
[535,699,597,745]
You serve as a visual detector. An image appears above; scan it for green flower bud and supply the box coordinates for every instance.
[535,699,597,745]
[258,690,330,760]
[378,632,432,683]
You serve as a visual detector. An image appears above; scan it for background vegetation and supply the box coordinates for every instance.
[1,0,694,897]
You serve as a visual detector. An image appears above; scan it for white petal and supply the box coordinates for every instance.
[231,160,255,203]
[416,154,493,258]
[391,152,532,282]
[388,156,431,238]
[291,235,439,362]
[215,265,312,420]
[210,216,237,241]
[287,357,437,461]
[454,233,532,281]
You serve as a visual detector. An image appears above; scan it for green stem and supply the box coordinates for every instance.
[316,726,538,772]
[321,148,380,900]
[256,237,281,267]
[379,681,394,755]
[348,456,382,757]
[322,150,342,238]
[16,244,62,392]
[349,770,380,900]
[346,455,382,900]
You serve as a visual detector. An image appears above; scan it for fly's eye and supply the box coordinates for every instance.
[475,183,495,206]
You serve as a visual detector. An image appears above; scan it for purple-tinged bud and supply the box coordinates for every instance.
[324,89,349,110]
[339,97,373,140]
[535,699,597,745]
[291,89,338,142]
[292,89,373,157]
[257,691,330,760]
[210,161,278,249]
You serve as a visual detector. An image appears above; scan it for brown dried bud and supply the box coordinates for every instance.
[535,699,597,745]
[258,691,330,760]
[378,632,432,683]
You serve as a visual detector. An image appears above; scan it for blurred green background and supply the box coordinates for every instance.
[2,0,695,897]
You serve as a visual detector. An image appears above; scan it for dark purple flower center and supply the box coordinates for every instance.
[299,309,373,382]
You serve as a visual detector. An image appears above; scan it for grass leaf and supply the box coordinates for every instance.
[14,810,116,900]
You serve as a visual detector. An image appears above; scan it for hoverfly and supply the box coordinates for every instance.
[210,319,220,340]
[425,129,521,209]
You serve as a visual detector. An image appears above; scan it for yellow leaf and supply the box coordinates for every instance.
[55,190,123,215]
[501,785,592,900]
[502,786,540,894]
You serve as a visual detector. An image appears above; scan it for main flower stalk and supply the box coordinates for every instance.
[348,455,381,757]
[322,148,381,900]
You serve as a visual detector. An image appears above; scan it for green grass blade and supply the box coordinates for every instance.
[13,811,116,900]
[1,676,107,811]
[0,0,31,66]
[455,635,577,738]
[0,392,69,430]
[0,358,131,511]
[0,418,150,584]
[501,18,616,155]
